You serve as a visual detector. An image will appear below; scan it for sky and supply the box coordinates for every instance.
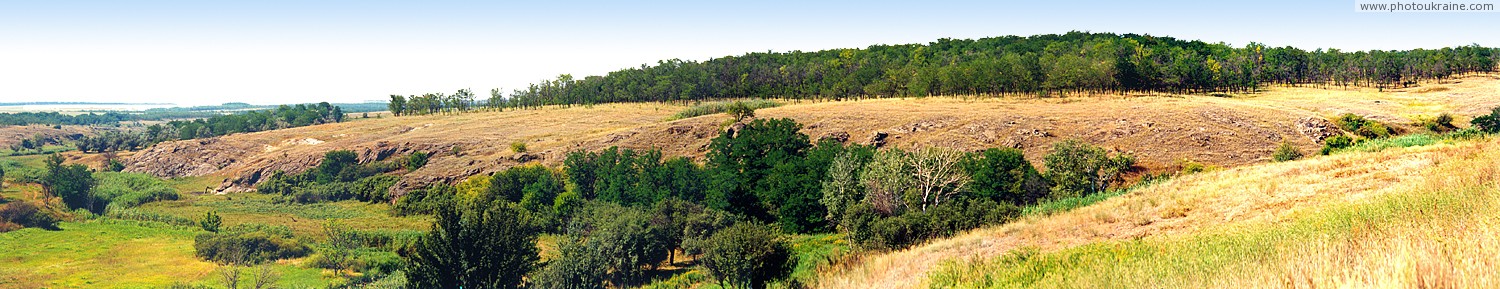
[1,0,1497,106]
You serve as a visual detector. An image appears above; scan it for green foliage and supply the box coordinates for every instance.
[194,224,311,265]
[395,184,455,216]
[706,118,812,223]
[858,149,913,216]
[406,151,429,170]
[1342,133,1440,153]
[105,159,125,172]
[43,154,101,213]
[93,172,181,213]
[671,99,782,120]
[564,147,705,207]
[819,149,871,227]
[1272,142,1303,162]
[404,201,539,289]
[511,141,529,153]
[0,202,59,231]
[1335,113,1394,139]
[1416,113,1458,133]
[104,207,196,227]
[724,101,756,121]
[844,198,1020,251]
[1043,140,1135,199]
[963,148,1049,206]
[1473,106,1500,133]
[200,211,222,233]
[489,164,565,219]
[444,33,1496,108]
[257,150,400,203]
[566,203,674,286]
[1319,134,1356,155]
[693,222,792,289]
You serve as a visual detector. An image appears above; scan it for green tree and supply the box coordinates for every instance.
[820,151,865,226]
[43,154,99,213]
[964,148,1047,206]
[694,222,792,289]
[405,201,539,289]
[1043,140,1135,198]
[200,211,222,233]
[725,101,756,121]
[388,95,407,116]
[706,118,811,222]
[319,221,359,276]
[859,149,912,215]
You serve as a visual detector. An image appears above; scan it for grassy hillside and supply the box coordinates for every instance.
[817,132,1499,288]
[124,73,1500,197]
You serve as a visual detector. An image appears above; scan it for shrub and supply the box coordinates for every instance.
[1356,122,1393,139]
[200,211,222,232]
[1319,135,1355,155]
[194,224,310,265]
[1043,140,1135,199]
[107,208,196,227]
[1417,113,1458,133]
[406,151,429,170]
[671,99,781,120]
[0,202,59,231]
[694,222,792,289]
[724,101,756,121]
[105,159,125,172]
[94,172,180,212]
[1335,113,1367,132]
[510,141,528,153]
[1474,107,1500,133]
[1272,142,1303,162]
[963,148,1048,206]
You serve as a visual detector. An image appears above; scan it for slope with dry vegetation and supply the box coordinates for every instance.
[122,74,1500,200]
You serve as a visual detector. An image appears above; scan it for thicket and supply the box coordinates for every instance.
[256,150,401,203]
[194,224,311,265]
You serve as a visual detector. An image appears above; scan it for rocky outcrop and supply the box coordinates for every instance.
[124,138,257,178]
[1295,117,1338,143]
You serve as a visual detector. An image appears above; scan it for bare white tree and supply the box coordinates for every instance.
[907,147,971,211]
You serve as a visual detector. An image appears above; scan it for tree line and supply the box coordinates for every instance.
[385,32,1498,114]
[76,102,346,153]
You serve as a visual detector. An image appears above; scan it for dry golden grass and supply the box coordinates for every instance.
[122,74,1500,196]
[818,135,1500,288]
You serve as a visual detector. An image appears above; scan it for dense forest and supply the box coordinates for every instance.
[387,32,1498,115]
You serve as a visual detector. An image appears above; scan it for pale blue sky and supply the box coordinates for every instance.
[1,0,1496,105]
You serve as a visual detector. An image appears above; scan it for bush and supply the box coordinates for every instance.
[0,202,59,231]
[724,101,756,121]
[694,222,792,289]
[1043,140,1135,199]
[106,208,196,228]
[1416,113,1458,133]
[670,99,781,120]
[964,148,1048,206]
[1272,142,1303,162]
[1473,107,1500,133]
[200,211,222,232]
[1335,113,1367,132]
[406,151,429,170]
[1335,113,1393,138]
[511,141,528,153]
[1319,134,1355,155]
[194,224,311,265]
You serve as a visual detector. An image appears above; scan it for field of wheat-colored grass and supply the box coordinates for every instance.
[817,135,1500,288]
